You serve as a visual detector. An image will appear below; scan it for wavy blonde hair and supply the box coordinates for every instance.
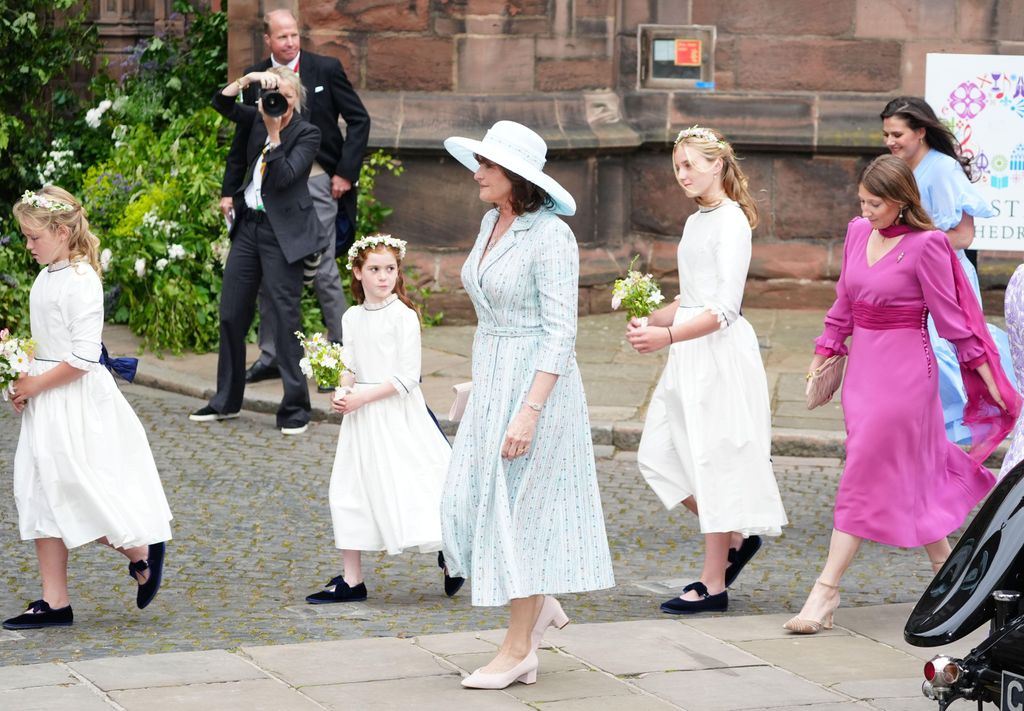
[13,185,101,275]
[673,127,759,229]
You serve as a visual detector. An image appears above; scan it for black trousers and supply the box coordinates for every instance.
[209,214,310,428]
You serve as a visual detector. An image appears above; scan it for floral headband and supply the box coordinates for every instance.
[346,234,408,270]
[19,190,74,213]
[673,125,727,148]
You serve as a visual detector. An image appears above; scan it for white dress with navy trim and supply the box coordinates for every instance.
[328,298,450,554]
[14,263,172,549]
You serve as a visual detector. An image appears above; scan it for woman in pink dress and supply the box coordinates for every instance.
[784,155,1019,634]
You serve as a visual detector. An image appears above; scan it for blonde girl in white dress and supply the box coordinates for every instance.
[627,127,788,614]
[5,186,172,630]
[304,235,463,604]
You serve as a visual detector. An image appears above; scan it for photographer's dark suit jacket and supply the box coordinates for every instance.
[220,51,370,238]
[212,91,321,265]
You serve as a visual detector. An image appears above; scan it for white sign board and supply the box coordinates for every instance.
[925,53,1024,250]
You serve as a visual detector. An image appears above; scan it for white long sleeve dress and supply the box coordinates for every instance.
[14,262,172,549]
[637,201,788,536]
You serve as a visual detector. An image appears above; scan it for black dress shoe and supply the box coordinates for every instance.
[660,582,728,615]
[129,541,166,609]
[305,575,368,604]
[724,535,762,588]
[189,405,239,422]
[437,552,465,598]
[3,600,73,629]
[245,361,280,383]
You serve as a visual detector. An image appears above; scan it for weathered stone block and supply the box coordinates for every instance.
[750,242,829,280]
[367,36,454,91]
[817,96,891,150]
[730,38,901,92]
[467,0,548,15]
[744,278,838,311]
[693,0,854,36]
[616,35,638,92]
[668,93,815,148]
[900,41,997,95]
[537,59,614,91]
[957,0,999,40]
[854,0,957,39]
[622,92,670,144]
[576,0,615,18]
[301,0,429,31]
[457,37,536,92]
[618,0,656,33]
[305,35,363,86]
[536,36,611,60]
[773,155,866,241]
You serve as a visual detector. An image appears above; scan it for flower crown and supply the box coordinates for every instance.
[20,190,74,213]
[673,125,727,148]
[346,234,408,270]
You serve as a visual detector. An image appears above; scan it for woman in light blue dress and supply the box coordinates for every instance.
[881,97,1014,444]
[441,121,615,691]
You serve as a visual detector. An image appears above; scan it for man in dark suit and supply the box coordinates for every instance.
[193,66,320,434]
[220,8,370,390]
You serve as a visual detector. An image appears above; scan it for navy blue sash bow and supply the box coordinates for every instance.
[100,343,138,383]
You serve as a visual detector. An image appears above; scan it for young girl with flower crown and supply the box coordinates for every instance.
[626,127,788,615]
[304,234,463,603]
[4,186,172,630]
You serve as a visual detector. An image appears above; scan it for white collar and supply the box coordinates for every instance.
[271,52,300,73]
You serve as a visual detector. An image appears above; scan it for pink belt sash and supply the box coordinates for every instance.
[852,301,927,330]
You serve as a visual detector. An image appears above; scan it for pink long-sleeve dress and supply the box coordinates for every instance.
[816,217,1018,548]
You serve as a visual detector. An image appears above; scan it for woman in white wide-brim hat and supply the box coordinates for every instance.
[440,121,615,690]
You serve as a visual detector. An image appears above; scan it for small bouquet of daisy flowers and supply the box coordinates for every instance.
[295,331,349,393]
[611,256,664,326]
[0,328,36,401]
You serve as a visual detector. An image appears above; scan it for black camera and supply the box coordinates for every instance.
[260,88,288,117]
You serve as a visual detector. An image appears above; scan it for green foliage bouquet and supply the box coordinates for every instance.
[0,328,35,401]
[296,331,349,390]
[611,256,665,323]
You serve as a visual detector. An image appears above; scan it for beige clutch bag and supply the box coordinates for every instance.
[805,355,847,410]
[448,382,472,422]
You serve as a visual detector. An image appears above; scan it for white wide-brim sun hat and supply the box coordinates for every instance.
[444,120,576,216]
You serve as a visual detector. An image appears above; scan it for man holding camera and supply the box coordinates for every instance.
[220,8,370,395]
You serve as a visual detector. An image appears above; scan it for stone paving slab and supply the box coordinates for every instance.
[109,678,323,711]
[734,636,924,685]
[69,649,267,690]
[241,637,454,686]
[0,662,77,690]
[305,675,527,710]
[543,619,763,675]
[537,696,681,710]
[634,665,849,710]
[0,683,115,711]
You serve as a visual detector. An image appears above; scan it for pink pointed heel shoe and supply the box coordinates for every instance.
[531,595,570,652]
[461,651,539,689]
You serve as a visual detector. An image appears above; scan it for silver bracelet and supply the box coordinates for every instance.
[523,400,543,412]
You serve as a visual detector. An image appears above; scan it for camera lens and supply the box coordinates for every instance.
[261,89,288,117]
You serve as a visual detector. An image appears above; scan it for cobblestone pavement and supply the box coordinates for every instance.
[0,385,958,667]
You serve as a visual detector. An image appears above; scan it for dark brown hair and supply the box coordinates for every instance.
[474,154,554,215]
[859,155,936,232]
[880,96,974,180]
[349,243,420,319]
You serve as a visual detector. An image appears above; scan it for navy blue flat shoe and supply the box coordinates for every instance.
[306,575,368,604]
[437,552,465,598]
[3,600,74,629]
[660,582,728,615]
[130,541,166,610]
[725,535,762,587]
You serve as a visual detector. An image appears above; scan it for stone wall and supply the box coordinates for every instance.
[226,1,1024,321]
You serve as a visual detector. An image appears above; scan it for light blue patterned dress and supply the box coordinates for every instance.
[916,149,1014,443]
[441,207,615,607]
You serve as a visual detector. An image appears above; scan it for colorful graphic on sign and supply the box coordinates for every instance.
[674,39,701,67]
[926,54,1024,250]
